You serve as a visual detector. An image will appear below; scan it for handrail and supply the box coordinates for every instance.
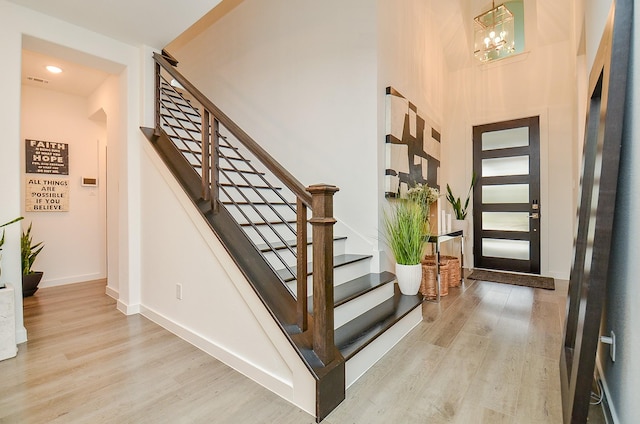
[153,52,312,207]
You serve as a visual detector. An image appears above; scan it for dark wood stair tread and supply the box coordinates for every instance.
[254,236,346,252]
[277,254,372,283]
[307,272,395,311]
[335,285,422,360]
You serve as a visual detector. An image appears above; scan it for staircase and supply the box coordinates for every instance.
[142,51,423,421]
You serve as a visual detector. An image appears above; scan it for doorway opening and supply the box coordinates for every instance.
[472,116,541,274]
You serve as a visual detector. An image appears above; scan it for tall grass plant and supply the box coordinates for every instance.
[383,199,426,265]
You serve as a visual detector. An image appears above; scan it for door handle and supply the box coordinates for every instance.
[529,213,540,219]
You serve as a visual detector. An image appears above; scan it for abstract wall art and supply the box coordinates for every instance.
[385,87,441,198]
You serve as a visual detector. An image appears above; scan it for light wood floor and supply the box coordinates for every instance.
[0,276,569,423]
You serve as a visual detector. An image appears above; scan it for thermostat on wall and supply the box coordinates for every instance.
[81,177,98,187]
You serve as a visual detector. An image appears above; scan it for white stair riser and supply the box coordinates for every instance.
[239,223,300,246]
[344,306,423,388]
[261,238,347,270]
[287,257,372,293]
[224,205,298,229]
[333,282,394,329]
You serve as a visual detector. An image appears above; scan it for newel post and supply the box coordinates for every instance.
[307,184,339,365]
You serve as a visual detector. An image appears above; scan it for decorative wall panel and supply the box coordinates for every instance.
[385,87,440,198]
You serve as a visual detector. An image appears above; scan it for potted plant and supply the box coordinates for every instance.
[446,173,477,232]
[0,217,24,285]
[384,198,427,295]
[21,222,44,297]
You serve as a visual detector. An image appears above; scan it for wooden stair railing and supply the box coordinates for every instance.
[152,51,338,366]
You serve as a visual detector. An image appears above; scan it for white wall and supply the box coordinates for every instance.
[20,85,107,287]
[0,0,143,342]
[376,0,445,269]
[88,75,124,299]
[168,0,380,262]
[443,35,576,279]
[140,141,316,414]
[166,0,449,272]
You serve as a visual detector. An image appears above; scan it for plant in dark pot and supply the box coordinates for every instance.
[0,217,24,287]
[21,222,44,297]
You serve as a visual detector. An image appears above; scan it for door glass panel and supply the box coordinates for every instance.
[482,127,529,151]
[482,239,530,260]
[482,212,530,232]
[482,184,529,204]
[482,155,529,177]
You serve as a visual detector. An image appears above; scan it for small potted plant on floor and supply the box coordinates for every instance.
[21,222,44,297]
[384,198,427,295]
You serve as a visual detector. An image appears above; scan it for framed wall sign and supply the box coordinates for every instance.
[25,139,69,175]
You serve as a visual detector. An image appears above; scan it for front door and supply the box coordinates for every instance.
[473,116,541,274]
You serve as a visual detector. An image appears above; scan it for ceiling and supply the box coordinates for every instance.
[22,49,111,97]
[11,0,223,96]
[8,0,223,48]
[432,0,573,71]
[12,0,572,96]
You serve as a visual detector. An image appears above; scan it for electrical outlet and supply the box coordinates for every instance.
[176,283,183,300]
[600,331,616,362]
[610,331,616,362]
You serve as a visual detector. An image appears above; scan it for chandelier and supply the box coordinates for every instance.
[474,1,516,62]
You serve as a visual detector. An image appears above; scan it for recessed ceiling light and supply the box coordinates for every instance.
[46,65,62,74]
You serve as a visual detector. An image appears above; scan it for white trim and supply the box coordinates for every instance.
[596,356,620,424]
[116,299,140,315]
[15,326,27,344]
[140,305,294,403]
[105,285,118,299]
[40,272,107,288]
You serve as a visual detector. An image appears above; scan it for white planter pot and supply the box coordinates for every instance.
[0,283,17,361]
[451,219,468,234]
[395,263,422,295]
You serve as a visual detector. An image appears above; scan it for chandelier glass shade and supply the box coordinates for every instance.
[474,2,516,62]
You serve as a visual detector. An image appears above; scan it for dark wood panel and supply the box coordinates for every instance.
[560,1,632,422]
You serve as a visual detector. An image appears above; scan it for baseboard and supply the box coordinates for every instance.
[16,326,27,344]
[139,305,294,403]
[40,272,106,288]
[595,357,620,424]
[105,285,118,300]
[117,299,140,315]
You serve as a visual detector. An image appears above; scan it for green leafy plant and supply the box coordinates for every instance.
[383,199,427,265]
[21,222,44,276]
[446,173,477,220]
[0,217,24,279]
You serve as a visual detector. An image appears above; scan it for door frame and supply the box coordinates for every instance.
[472,116,541,274]
[560,1,632,422]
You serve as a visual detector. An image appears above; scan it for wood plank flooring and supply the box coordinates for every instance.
[0,276,568,423]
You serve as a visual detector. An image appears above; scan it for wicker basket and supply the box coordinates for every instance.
[441,255,461,287]
[438,257,452,295]
[420,258,438,300]
[420,255,449,299]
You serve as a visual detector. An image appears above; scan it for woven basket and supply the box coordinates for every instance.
[441,255,461,287]
[420,255,449,298]
[438,258,452,296]
[420,258,438,300]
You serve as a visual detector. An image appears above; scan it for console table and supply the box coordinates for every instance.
[426,230,464,302]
